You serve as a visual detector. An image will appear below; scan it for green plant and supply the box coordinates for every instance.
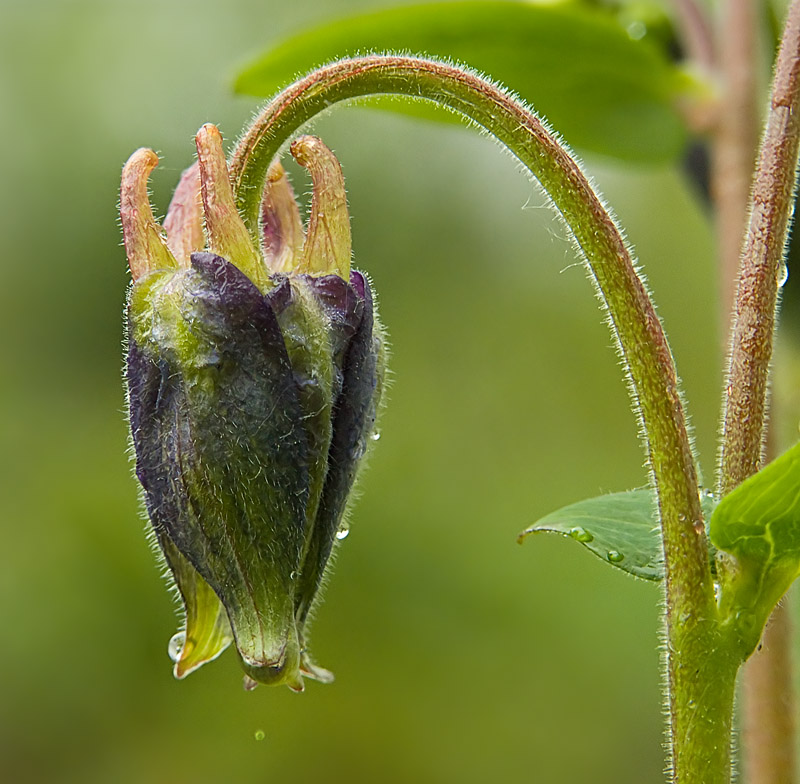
[121,1,800,781]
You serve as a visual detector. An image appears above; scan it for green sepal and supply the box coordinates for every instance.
[159,535,233,679]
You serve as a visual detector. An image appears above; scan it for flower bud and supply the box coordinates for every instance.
[122,127,385,690]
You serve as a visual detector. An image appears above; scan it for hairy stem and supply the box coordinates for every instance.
[229,55,718,781]
[702,1,794,780]
[716,5,800,779]
[718,0,800,497]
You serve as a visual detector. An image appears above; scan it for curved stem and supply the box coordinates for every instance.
[230,55,717,780]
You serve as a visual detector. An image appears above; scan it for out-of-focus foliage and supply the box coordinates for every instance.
[0,1,722,783]
[235,1,690,163]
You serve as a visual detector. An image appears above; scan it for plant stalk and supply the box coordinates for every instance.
[718,0,800,497]
[229,55,719,781]
[702,0,795,779]
[716,3,800,779]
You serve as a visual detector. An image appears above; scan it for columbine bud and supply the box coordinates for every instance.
[121,126,385,691]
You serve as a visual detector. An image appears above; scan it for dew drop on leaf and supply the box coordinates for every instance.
[568,526,594,543]
[607,550,625,563]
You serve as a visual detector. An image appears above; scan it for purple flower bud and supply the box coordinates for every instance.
[121,127,385,690]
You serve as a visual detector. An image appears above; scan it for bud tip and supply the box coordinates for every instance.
[120,147,178,281]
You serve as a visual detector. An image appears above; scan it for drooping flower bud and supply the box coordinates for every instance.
[121,127,385,691]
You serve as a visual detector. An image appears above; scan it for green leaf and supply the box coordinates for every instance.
[234,2,689,163]
[710,440,800,653]
[519,488,718,581]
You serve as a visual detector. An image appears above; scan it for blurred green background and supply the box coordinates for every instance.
[0,1,742,782]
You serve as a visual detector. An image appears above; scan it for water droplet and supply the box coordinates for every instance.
[290,570,298,580]
[370,431,381,442]
[607,550,624,563]
[254,730,266,741]
[336,526,350,540]
[778,262,789,287]
[568,526,594,543]
[626,20,647,40]
[168,631,185,662]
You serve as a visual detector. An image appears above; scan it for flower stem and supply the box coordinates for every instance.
[715,4,800,779]
[229,55,720,780]
[700,1,793,778]
[718,0,800,497]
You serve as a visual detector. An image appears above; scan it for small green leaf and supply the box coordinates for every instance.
[710,440,800,653]
[234,2,689,163]
[519,488,718,581]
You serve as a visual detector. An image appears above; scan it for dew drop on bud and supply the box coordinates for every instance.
[168,631,186,663]
[336,526,350,541]
[370,431,381,442]
[778,262,789,288]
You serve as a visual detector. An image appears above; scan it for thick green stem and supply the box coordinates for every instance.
[670,638,740,784]
[229,55,717,781]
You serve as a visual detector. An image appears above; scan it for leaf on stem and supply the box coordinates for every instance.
[234,1,689,163]
[711,440,800,654]
[519,488,718,581]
